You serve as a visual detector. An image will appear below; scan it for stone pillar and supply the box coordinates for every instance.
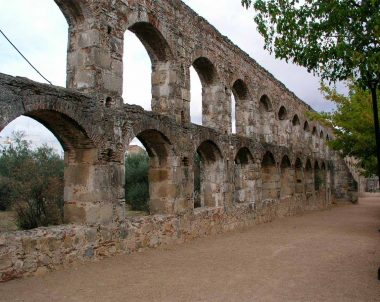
[66,20,123,105]
[148,155,181,215]
[64,149,124,225]
[151,61,184,123]
[203,83,231,134]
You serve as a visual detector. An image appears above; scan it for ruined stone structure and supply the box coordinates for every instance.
[0,0,357,281]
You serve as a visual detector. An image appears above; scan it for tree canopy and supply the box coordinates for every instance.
[310,82,379,176]
[241,0,380,85]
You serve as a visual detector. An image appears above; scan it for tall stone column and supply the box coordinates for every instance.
[66,19,123,106]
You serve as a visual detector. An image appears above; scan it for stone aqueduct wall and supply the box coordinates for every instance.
[0,0,357,281]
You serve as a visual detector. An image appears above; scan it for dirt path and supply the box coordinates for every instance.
[1,197,379,302]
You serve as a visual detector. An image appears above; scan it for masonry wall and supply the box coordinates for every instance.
[0,196,329,281]
[0,0,358,282]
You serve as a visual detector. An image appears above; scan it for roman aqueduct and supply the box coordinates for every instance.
[0,0,357,281]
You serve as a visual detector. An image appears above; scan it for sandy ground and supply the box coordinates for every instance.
[0,197,379,302]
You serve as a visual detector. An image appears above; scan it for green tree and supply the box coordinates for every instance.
[125,152,150,212]
[241,0,379,84]
[0,132,64,229]
[311,82,379,176]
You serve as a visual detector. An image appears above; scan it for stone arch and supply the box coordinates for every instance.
[193,57,219,86]
[0,102,108,224]
[54,0,89,25]
[231,79,252,136]
[320,130,324,139]
[305,159,313,195]
[261,151,279,200]
[292,114,300,126]
[194,140,224,208]
[312,126,318,136]
[280,155,294,199]
[123,21,178,117]
[295,158,304,193]
[277,106,290,146]
[128,22,173,63]
[303,120,311,142]
[314,160,321,191]
[304,120,310,132]
[259,95,275,143]
[259,94,273,112]
[1,100,96,158]
[321,161,327,189]
[278,106,288,120]
[190,56,227,132]
[312,126,319,149]
[291,114,301,146]
[127,129,177,214]
[234,147,255,203]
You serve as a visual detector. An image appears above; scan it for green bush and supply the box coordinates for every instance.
[193,153,201,208]
[0,132,64,229]
[125,152,149,212]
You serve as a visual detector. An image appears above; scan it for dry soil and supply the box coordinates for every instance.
[0,197,379,302]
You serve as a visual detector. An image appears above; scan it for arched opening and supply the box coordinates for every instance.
[191,57,219,129]
[327,161,334,198]
[312,126,317,136]
[190,66,203,125]
[280,155,294,199]
[292,115,300,126]
[320,130,324,139]
[277,106,289,146]
[314,161,322,191]
[261,151,279,200]
[312,126,318,149]
[325,134,331,155]
[259,95,274,143]
[321,162,327,193]
[123,30,152,110]
[0,117,63,231]
[304,121,310,132]
[303,120,311,142]
[278,106,287,120]
[305,159,313,195]
[291,115,301,145]
[123,22,173,113]
[124,139,149,216]
[194,140,224,208]
[0,1,67,86]
[0,110,96,230]
[232,79,250,135]
[295,158,304,194]
[125,129,176,215]
[260,95,272,112]
[234,147,255,203]
[231,93,236,134]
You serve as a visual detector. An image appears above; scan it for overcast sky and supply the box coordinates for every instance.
[0,0,340,153]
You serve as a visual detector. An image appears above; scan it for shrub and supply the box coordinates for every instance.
[0,132,64,229]
[125,152,149,212]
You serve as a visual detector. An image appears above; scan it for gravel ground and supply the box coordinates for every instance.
[1,197,379,302]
